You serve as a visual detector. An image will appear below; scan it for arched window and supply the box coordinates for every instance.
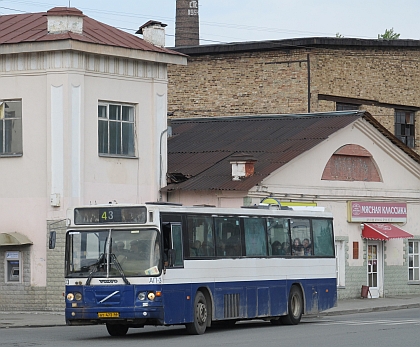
[321,144,381,182]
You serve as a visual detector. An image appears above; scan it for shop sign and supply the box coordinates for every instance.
[347,201,407,223]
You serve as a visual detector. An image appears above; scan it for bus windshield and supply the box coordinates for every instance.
[66,228,161,278]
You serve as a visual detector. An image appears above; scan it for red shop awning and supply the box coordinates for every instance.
[362,223,413,241]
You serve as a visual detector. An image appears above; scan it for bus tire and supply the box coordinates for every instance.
[281,285,303,325]
[186,291,208,335]
[106,323,129,336]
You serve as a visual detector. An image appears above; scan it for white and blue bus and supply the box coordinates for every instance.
[64,202,336,336]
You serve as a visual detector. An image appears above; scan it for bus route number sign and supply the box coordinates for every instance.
[99,208,122,223]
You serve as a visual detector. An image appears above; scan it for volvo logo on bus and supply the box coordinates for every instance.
[99,279,118,284]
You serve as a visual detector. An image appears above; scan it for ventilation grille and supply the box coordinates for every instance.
[224,293,240,318]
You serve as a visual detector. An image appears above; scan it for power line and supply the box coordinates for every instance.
[1,1,418,57]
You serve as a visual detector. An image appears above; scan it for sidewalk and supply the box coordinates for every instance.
[1,295,419,328]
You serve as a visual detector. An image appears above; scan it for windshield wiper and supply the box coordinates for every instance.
[85,253,105,285]
[109,253,130,285]
[85,253,130,285]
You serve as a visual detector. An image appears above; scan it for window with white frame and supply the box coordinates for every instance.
[0,100,22,156]
[408,241,419,281]
[98,103,135,157]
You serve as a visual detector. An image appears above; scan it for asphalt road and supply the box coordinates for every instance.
[1,308,419,347]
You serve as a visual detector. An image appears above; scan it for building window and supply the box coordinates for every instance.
[98,103,135,156]
[0,100,23,156]
[395,110,415,148]
[408,241,419,281]
[336,103,359,111]
[5,251,21,283]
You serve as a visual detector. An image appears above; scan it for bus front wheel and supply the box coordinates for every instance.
[281,286,303,325]
[186,291,208,335]
[106,323,129,336]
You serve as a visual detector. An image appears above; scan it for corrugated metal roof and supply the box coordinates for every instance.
[165,111,420,192]
[0,8,183,56]
[171,37,420,56]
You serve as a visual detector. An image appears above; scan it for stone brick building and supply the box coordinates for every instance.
[167,38,420,153]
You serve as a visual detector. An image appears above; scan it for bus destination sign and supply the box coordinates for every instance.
[74,206,147,225]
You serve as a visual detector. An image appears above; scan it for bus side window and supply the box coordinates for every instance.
[312,219,334,256]
[215,218,241,257]
[162,223,171,265]
[187,216,215,258]
[267,218,290,256]
[291,219,312,256]
[171,224,184,267]
[244,217,267,256]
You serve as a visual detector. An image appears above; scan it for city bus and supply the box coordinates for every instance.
[64,202,336,336]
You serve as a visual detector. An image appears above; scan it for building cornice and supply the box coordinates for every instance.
[0,40,187,65]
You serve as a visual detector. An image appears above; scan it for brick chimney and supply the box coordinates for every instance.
[136,20,167,47]
[175,0,199,46]
[46,7,84,34]
[230,153,257,181]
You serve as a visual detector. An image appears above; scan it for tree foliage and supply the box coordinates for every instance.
[378,28,400,40]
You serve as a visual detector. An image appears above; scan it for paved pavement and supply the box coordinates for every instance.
[1,295,419,328]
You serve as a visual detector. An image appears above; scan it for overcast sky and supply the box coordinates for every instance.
[1,0,419,47]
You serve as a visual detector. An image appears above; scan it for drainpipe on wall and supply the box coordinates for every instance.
[307,53,311,113]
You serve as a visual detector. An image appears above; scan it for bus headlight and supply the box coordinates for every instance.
[74,292,82,301]
[147,292,155,301]
[138,292,146,301]
[67,293,74,301]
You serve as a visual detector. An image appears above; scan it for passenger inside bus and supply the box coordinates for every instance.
[271,241,283,255]
[302,238,312,256]
[283,241,291,255]
[201,241,215,256]
[190,240,203,257]
[226,233,241,256]
[115,242,129,255]
[292,238,304,256]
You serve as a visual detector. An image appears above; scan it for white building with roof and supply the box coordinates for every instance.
[0,7,186,310]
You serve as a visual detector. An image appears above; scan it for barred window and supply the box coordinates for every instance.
[395,110,415,148]
[98,103,135,157]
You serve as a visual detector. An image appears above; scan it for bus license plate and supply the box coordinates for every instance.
[98,312,119,318]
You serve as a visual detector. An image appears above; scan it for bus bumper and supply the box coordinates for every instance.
[65,306,164,326]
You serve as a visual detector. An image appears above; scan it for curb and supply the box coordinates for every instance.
[318,303,420,316]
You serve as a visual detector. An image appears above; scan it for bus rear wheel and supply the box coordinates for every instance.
[186,291,208,335]
[106,323,129,336]
[281,285,303,325]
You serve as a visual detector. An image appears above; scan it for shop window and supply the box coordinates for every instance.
[5,251,21,283]
[0,100,23,156]
[408,241,419,281]
[395,110,415,148]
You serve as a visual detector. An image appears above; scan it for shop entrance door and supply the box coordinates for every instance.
[367,242,382,298]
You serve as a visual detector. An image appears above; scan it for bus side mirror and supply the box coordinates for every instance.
[49,231,56,249]
[168,249,176,267]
